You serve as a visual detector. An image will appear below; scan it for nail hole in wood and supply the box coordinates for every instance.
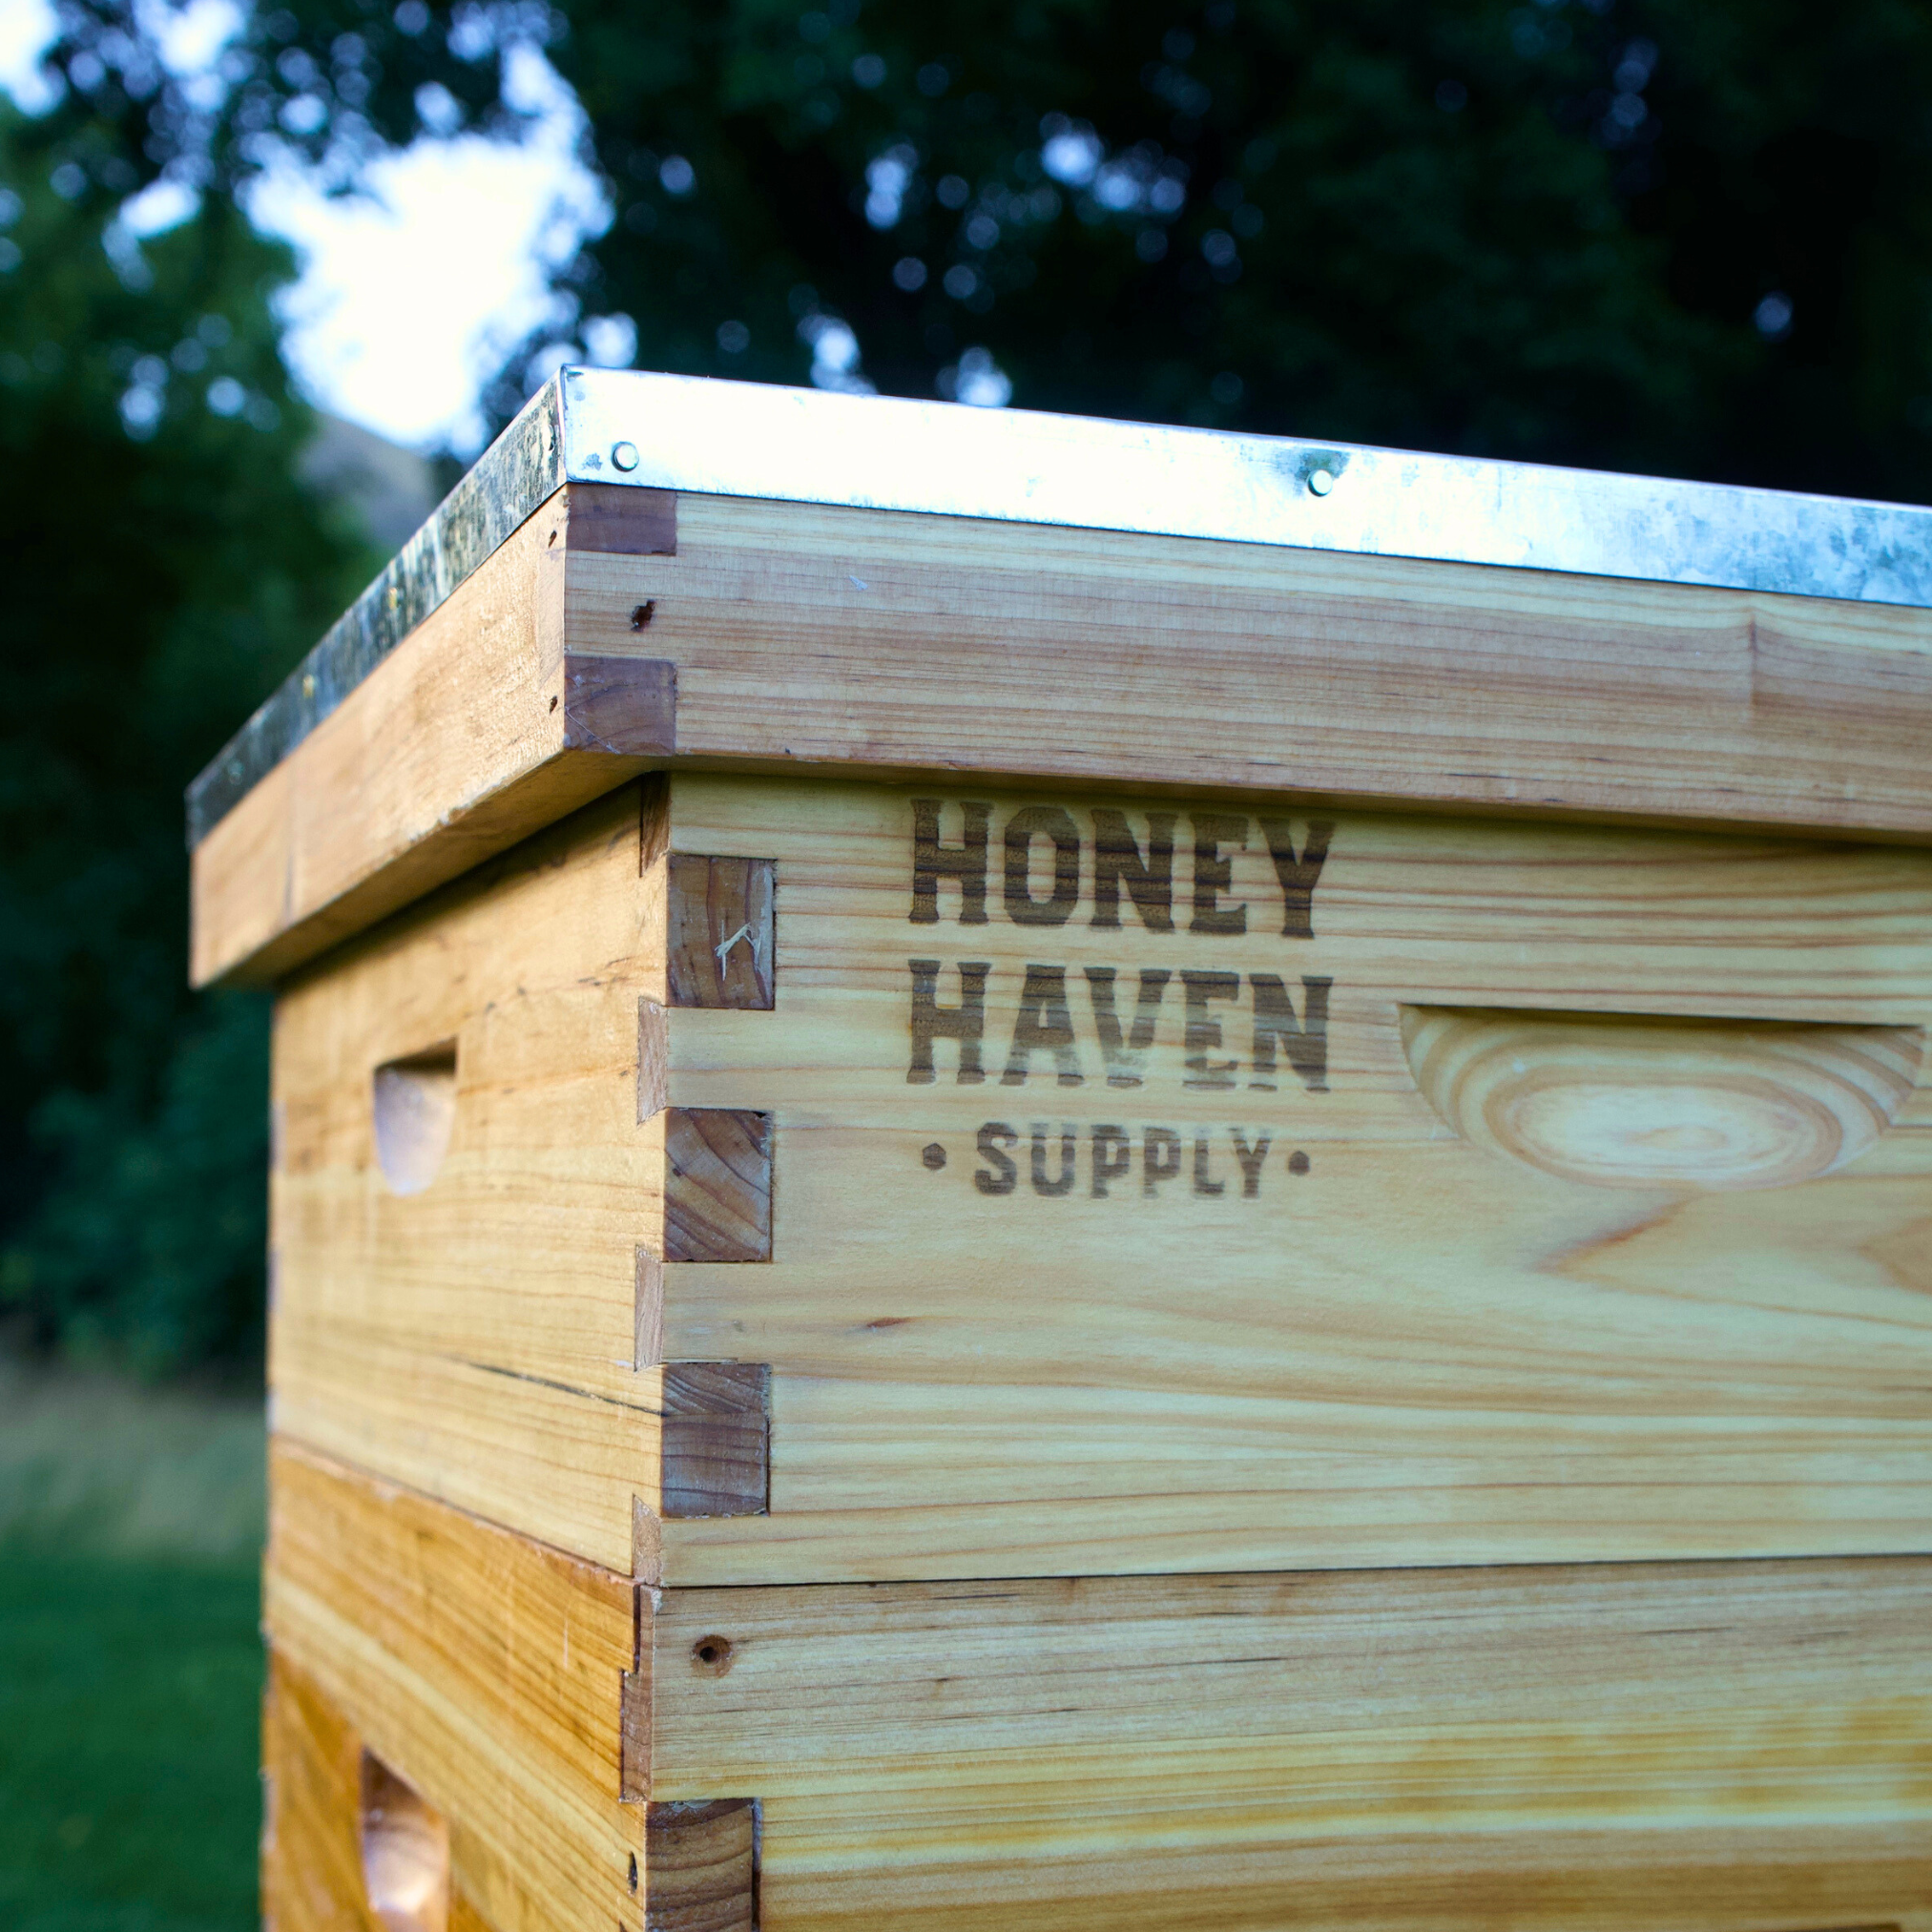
[692,1635,735,1675]
[359,1752,449,1932]
[549,694,558,711]
[373,1043,458,1196]
[628,1853,638,1893]
[631,599,655,631]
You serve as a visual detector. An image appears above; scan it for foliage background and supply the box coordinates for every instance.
[5,8,1932,1929]
[0,80,372,1371]
[6,0,1932,1377]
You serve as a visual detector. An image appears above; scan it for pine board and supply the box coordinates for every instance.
[267,771,1932,1584]
[195,485,1932,986]
[268,782,662,1570]
[266,1439,1932,1932]
[190,488,654,988]
[264,1444,637,1932]
[261,1650,500,1932]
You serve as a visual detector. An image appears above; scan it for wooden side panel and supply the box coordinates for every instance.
[262,1650,382,1932]
[263,1650,496,1932]
[268,783,662,1572]
[197,488,1932,987]
[268,781,772,1569]
[264,1441,639,1932]
[649,1561,1932,1932]
[655,772,1932,1583]
[271,1449,1932,1932]
[190,484,683,988]
[611,492,1932,840]
[194,491,565,987]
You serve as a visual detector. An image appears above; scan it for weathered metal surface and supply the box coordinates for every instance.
[188,368,1932,847]
[559,370,1932,608]
[185,383,564,845]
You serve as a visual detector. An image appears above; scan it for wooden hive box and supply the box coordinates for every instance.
[195,371,1932,1932]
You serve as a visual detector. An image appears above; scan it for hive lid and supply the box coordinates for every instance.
[188,368,1932,848]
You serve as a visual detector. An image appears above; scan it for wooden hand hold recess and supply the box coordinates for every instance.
[1401,1006,1923,1191]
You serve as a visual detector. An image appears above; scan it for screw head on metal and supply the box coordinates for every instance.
[611,440,640,472]
[1307,467,1336,497]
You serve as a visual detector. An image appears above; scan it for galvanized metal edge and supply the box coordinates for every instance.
[190,366,1932,847]
[560,368,1932,607]
[184,380,566,847]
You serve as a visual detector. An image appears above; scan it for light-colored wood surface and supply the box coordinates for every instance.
[264,1443,638,1932]
[262,1649,382,1932]
[269,783,662,1571]
[194,489,567,989]
[270,1440,1932,1932]
[1401,1006,1923,1190]
[657,771,1932,1580]
[651,1555,1932,1932]
[269,770,1932,1582]
[189,486,672,988]
[262,1650,492,1932]
[196,487,1932,986]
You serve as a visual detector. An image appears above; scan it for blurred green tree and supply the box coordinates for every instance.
[234,0,1932,498]
[0,73,370,1371]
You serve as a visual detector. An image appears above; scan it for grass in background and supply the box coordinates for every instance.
[0,1357,265,1932]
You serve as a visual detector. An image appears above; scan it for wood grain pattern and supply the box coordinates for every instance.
[645,1556,1932,1932]
[562,655,677,757]
[265,1441,639,1932]
[263,1651,489,1932]
[563,482,676,556]
[667,856,775,1009]
[263,1649,384,1932]
[652,771,1932,1582]
[269,783,660,1570]
[662,1109,771,1261]
[192,488,576,988]
[196,487,1932,986]
[1402,1006,1924,1190]
[641,1803,757,1932]
[270,768,1932,1583]
[272,1444,1932,1932]
[656,1363,770,1519]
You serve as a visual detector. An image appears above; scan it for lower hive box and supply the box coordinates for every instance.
[263,1442,1932,1932]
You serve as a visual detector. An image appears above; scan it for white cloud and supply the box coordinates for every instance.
[0,0,60,112]
[140,0,242,76]
[0,0,612,455]
[246,47,607,453]
[122,176,200,237]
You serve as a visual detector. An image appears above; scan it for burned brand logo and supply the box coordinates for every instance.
[904,799,1337,1202]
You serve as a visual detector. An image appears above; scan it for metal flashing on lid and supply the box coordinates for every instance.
[188,366,1932,848]
[185,384,566,846]
[556,368,1932,607]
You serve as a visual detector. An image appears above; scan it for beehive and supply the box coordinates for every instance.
[193,371,1932,1932]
